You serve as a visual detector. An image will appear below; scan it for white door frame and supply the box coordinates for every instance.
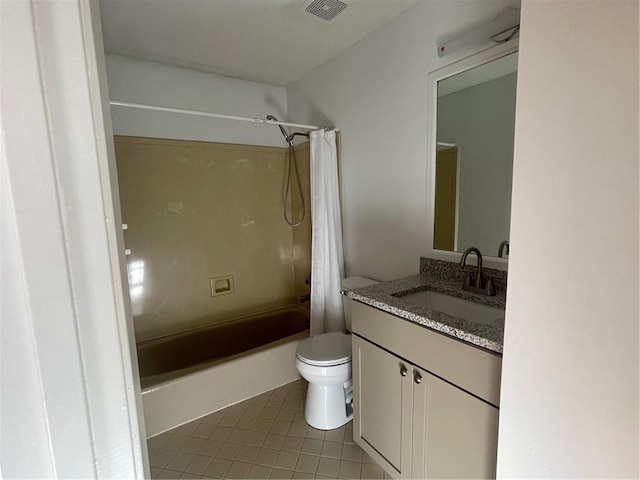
[1,0,147,476]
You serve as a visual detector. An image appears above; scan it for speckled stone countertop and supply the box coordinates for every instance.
[345,260,507,354]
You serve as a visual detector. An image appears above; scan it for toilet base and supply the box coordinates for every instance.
[304,381,353,430]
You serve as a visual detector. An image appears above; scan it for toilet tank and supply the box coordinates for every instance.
[341,276,379,332]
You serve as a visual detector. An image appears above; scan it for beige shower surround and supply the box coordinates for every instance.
[115,136,312,342]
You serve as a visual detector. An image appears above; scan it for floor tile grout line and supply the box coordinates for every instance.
[149,379,367,479]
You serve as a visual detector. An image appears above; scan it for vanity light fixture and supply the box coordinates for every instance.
[437,7,520,58]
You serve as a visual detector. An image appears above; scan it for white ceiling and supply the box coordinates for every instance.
[99,0,416,86]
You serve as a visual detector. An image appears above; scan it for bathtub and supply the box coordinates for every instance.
[138,305,309,437]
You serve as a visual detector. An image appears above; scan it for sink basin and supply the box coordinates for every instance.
[397,290,504,325]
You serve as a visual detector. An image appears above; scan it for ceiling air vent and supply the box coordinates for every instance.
[305,0,348,21]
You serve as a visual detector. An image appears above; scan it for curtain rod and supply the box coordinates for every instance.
[109,100,332,131]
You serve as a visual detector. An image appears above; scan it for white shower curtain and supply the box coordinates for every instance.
[309,129,345,335]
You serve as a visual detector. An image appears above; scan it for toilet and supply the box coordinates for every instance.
[295,276,378,430]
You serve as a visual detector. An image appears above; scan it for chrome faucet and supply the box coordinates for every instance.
[459,247,496,296]
[498,240,510,258]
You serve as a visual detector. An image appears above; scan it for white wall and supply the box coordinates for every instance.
[106,54,289,147]
[288,0,519,280]
[437,72,516,254]
[497,0,639,476]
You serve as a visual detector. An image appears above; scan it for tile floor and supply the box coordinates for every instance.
[147,379,386,479]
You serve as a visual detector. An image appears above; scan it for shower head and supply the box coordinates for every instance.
[266,115,292,144]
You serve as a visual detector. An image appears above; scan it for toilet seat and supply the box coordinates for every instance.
[296,332,351,367]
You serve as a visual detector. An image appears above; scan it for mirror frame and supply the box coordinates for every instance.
[425,39,519,270]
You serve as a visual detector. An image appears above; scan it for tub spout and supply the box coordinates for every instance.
[300,294,311,304]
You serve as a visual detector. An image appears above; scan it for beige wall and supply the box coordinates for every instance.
[115,137,311,342]
[497,0,639,476]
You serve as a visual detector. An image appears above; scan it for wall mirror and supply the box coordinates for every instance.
[427,42,518,263]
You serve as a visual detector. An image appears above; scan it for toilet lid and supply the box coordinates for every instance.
[296,332,352,366]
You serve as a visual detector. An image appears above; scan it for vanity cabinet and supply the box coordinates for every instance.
[352,301,501,479]
[353,336,412,476]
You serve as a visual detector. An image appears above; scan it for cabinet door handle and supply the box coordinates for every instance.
[400,364,408,377]
[414,370,423,384]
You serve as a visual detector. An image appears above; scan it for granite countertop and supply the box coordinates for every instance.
[345,273,506,354]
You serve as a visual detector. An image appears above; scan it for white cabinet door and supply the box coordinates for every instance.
[353,335,413,479]
[411,366,499,479]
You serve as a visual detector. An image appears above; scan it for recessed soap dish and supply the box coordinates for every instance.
[210,274,235,297]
